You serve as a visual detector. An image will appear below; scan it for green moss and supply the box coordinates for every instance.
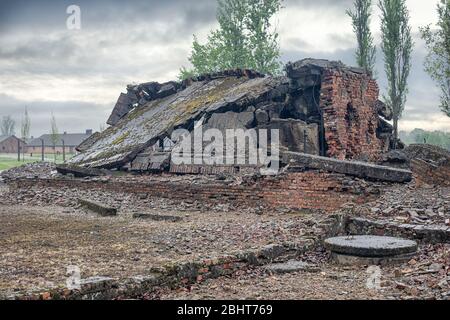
[169,77,245,127]
[112,132,130,145]
[75,76,261,167]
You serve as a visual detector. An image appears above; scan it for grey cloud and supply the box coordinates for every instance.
[0,0,216,32]
[0,33,78,61]
[0,1,217,79]
[285,0,352,10]
[0,94,111,137]
[0,0,448,135]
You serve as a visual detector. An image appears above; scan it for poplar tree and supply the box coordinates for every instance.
[347,0,377,74]
[379,0,413,147]
[50,113,59,161]
[420,0,450,117]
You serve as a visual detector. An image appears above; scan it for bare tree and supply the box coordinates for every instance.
[21,107,31,160]
[1,115,15,136]
[21,107,31,140]
[50,113,59,161]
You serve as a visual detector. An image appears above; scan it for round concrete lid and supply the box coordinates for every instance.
[324,236,418,257]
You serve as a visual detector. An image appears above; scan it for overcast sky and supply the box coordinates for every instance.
[1,0,449,137]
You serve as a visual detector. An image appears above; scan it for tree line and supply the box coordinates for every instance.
[400,129,450,150]
[1,111,64,161]
[180,0,450,148]
[0,110,57,142]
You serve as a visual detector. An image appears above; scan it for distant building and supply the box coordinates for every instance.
[26,129,93,155]
[0,135,26,154]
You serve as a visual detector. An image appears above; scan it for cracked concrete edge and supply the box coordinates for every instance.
[4,238,318,300]
[345,216,450,244]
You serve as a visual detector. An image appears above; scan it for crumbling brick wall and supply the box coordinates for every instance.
[411,159,450,187]
[9,171,383,213]
[319,68,387,161]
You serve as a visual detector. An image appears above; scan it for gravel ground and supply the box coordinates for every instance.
[150,245,450,300]
[348,183,450,226]
[1,163,449,300]
[0,202,326,296]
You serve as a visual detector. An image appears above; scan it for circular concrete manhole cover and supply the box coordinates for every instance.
[324,235,418,257]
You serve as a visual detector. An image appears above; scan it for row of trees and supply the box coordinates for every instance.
[1,110,32,140]
[400,129,450,150]
[1,111,59,152]
[348,0,450,145]
[1,111,61,161]
[180,0,450,149]
[1,109,32,140]
[347,0,413,147]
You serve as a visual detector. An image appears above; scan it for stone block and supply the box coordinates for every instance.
[283,152,412,183]
[265,260,320,274]
[78,198,117,217]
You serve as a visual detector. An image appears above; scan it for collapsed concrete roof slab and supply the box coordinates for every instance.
[70,74,287,168]
[56,164,109,177]
[71,59,397,171]
[283,151,412,183]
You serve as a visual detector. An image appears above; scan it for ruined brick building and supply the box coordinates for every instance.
[32,58,415,213]
[70,59,395,173]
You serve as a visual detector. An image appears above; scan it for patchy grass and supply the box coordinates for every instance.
[0,159,34,171]
[0,154,75,171]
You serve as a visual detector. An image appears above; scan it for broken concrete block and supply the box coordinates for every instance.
[132,213,182,222]
[130,152,171,172]
[258,244,286,260]
[283,151,412,183]
[378,150,410,169]
[56,164,108,178]
[107,93,135,126]
[156,82,178,99]
[255,109,269,124]
[78,198,117,217]
[79,277,116,295]
[261,118,320,155]
[76,132,103,153]
[265,260,320,274]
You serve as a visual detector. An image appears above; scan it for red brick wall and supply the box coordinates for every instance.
[26,146,76,155]
[320,69,387,161]
[411,159,450,187]
[0,136,25,154]
[9,171,381,213]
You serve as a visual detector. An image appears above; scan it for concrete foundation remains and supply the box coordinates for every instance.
[324,236,418,266]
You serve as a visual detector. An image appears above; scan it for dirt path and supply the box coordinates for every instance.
[0,205,325,296]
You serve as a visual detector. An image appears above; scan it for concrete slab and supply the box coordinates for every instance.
[324,236,417,257]
[283,152,412,183]
[330,252,416,266]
